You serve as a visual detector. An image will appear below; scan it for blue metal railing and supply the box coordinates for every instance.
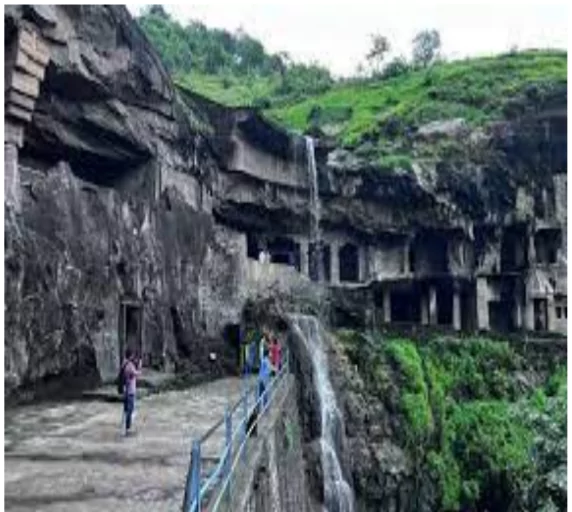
[182,351,290,512]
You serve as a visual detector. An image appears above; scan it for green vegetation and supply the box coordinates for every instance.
[386,340,432,443]
[270,50,567,146]
[137,5,333,107]
[136,7,566,177]
[336,332,567,511]
[136,8,566,176]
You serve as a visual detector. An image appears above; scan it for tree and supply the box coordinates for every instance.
[148,5,169,19]
[366,34,391,75]
[412,29,441,67]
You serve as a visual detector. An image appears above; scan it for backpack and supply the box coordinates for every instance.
[116,361,128,395]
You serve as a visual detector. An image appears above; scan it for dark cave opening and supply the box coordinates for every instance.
[339,243,359,283]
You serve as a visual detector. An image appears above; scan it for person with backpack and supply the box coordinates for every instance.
[118,348,142,436]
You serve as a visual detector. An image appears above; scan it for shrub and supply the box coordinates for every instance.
[378,154,414,172]
[382,57,411,79]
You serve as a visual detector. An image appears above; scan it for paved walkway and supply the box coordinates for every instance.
[5,377,246,512]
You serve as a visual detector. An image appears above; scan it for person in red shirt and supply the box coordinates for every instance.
[269,336,282,375]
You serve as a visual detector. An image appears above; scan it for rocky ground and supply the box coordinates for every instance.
[4,377,247,512]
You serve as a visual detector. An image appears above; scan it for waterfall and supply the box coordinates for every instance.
[290,314,354,512]
[305,135,320,241]
[305,136,322,280]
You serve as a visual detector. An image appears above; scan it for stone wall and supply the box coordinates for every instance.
[227,375,311,512]
[229,131,308,189]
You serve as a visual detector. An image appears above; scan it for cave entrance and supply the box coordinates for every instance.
[501,225,528,272]
[412,231,449,274]
[533,298,548,332]
[461,287,476,331]
[267,236,298,267]
[534,228,561,264]
[437,286,453,326]
[119,301,143,363]
[339,243,359,283]
[390,288,421,323]
[246,232,259,260]
[223,323,242,370]
[488,300,514,332]
[322,244,331,282]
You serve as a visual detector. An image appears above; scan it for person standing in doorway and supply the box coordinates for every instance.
[121,348,142,436]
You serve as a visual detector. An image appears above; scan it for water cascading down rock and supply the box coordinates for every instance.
[291,314,354,512]
[305,136,321,280]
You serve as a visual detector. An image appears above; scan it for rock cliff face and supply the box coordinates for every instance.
[4,5,254,401]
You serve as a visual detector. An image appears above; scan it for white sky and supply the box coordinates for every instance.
[129,1,568,77]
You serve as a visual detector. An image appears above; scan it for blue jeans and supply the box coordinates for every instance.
[124,393,135,431]
[258,381,269,408]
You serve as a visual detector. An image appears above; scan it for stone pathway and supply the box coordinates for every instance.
[5,377,247,511]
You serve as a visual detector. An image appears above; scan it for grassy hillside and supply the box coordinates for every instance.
[269,50,567,146]
[136,8,566,160]
[175,71,279,107]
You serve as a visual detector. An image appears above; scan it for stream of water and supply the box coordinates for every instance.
[291,314,354,512]
[305,135,321,242]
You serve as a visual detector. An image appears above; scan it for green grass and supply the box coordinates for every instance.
[269,50,567,146]
[175,71,279,107]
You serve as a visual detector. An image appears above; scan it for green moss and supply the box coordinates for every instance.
[402,392,432,440]
[385,340,424,391]
[385,340,433,443]
[427,450,461,510]
[448,400,534,497]
[336,332,564,511]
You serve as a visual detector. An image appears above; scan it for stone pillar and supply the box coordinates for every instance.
[420,291,429,325]
[453,287,461,331]
[299,239,309,276]
[4,128,22,212]
[476,277,490,331]
[403,240,410,275]
[513,297,522,330]
[523,279,534,331]
[429,286,438,325]
[359,245,368,282]
[528,229,536,266]
[547,293,556,332]
[330,240,340,284]
[366,288,375,330]
[383,287,391,324]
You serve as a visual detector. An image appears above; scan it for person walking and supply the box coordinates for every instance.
[257,347,272,408]
[120,348,142,436]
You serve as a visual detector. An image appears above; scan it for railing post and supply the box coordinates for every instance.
[183,439,201,512]
[224,406,232,503]
[241,387,248,463]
